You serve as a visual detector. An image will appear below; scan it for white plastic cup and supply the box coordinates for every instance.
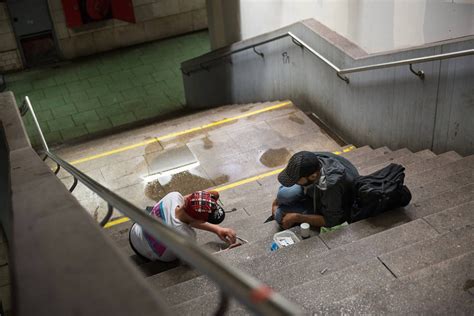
[300,223,310,238]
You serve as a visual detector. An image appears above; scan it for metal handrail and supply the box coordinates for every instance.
[338,49,474,74]
[21,96,302,315]
[181,31,474,83]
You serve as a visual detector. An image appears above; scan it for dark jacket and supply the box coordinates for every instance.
[306,152,359,227]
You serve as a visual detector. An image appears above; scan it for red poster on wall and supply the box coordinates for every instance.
[62,0,82,28]
[112,0,136,24]
[62,0,135,28]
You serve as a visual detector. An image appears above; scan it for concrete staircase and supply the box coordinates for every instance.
[106,145,474,314]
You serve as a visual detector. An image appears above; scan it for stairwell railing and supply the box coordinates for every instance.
[180,31,474,84]
[19,96,302,316]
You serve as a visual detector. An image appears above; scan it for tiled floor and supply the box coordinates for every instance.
[50,101,342,222]
[6,31,210,147]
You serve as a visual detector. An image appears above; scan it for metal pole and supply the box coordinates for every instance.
[24,96,49,152]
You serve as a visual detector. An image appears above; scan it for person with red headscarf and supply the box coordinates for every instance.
[129,191,236,262]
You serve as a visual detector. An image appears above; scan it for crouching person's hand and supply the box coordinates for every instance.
[281,213,300,229]
[217,227,237,244]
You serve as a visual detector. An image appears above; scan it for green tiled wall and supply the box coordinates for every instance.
[6,31,210,147]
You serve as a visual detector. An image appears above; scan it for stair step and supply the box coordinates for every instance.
[148,265,200,290]
[218,182,275,214]
[163,220,437,308]
[319,209,412,249]
[106,221,132,243]
[136,259,180,277]
[406,150,463,176]
[414,149,437,159]
[424,200,474,232]
[283,257,395,312]
[359,152,428,176]
[356,148,412,171]
[410,169,474,203]
[379,225,474,277]
[339,145,372,160]
[320,251,474,314]
[406,183,474,219]
[289,226,474,313]
[348,146,391,166]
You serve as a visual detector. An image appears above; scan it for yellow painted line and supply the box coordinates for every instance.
[104,145,357,229]
[70,101,292,165]
[214,169,283,192]
[104,217,130,228]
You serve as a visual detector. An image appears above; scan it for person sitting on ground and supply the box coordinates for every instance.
[272,151,359,229]
[129,190,237,262]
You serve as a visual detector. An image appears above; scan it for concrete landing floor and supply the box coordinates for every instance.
[49,101,343,222]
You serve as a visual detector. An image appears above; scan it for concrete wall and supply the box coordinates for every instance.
[49,0,208,59]
[206,0,241,49]
[181,20,474,156]
[0,4,22,72]
[0,91,170,315]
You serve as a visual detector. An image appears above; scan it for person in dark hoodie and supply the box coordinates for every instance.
[272,151,359,229]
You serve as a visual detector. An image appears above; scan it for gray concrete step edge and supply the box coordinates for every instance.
[318,250,474,315]
[355,148,413,171]
[339,145,373,160]
[423,199,474,233]
[348,146,391,166]
[414,149,437,159]
[378,224,474,278]
[406,150,463,176]
[359,152,428,176]
[410,167,474,203]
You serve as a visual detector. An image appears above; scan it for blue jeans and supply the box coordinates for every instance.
[274,185,314,225]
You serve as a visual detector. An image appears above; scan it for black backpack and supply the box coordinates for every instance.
[350,163,411,223]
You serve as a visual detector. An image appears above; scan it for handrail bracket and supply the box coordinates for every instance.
[69,177,78,193]
[409,64,425,80]
[99,203,114,227]
[252,46,264,58]
[200,63,210,71]
[337,72,350,84]
[291,38,304,48]
[181,68,190,76]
